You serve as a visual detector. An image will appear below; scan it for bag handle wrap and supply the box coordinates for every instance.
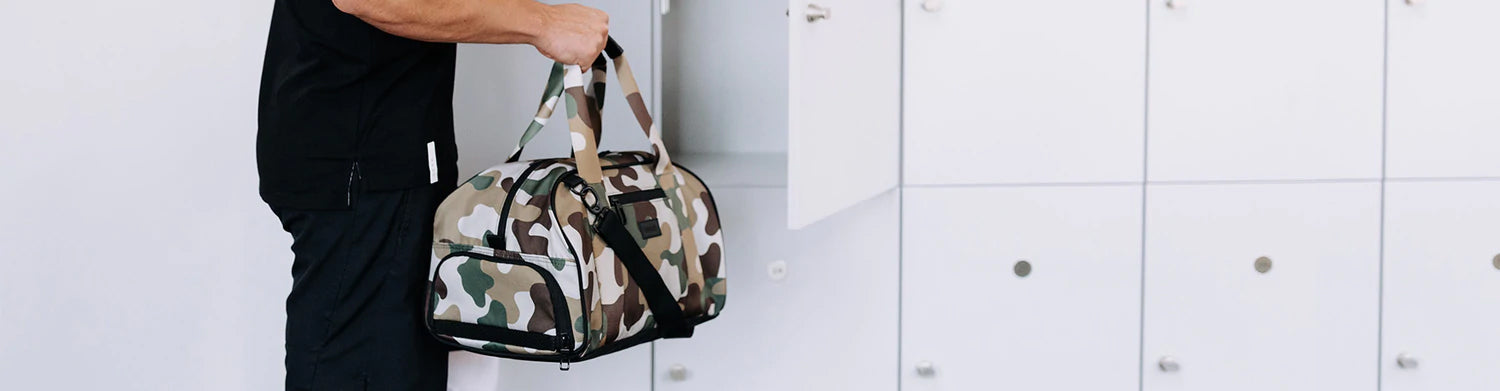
[506,40,623,163]
[514,37,675,203]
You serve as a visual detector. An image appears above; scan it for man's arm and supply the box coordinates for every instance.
[331,0,609,67]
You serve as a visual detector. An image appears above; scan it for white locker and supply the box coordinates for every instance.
[786,0,902,228]
[902,185,1142,391]
[1382,181,1500,391]
[654,189,900,391]
[1387,0,1500,178]
[1147,0,1384,181]
[903,0,1146,185]
[1142,183,1380,391]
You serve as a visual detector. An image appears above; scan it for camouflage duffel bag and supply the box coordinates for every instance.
[425,38,725,369]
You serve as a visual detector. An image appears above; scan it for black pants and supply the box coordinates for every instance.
[272,185,448,391]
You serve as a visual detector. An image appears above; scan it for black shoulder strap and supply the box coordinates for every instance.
[594,210,695,339]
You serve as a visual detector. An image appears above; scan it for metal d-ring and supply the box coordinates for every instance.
[571,185,600,209]
[570,185,613,218]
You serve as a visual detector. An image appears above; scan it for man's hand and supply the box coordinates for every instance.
[532,4,609,68]
[332,0,609,68]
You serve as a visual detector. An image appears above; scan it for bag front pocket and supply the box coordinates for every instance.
[428,250,575,356]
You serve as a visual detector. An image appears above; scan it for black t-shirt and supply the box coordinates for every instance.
[258,0,459,210]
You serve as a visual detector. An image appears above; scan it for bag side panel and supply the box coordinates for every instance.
[672,166,726,318]
[652,165,705,317]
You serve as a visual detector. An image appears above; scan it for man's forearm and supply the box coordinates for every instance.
[333,0,550,45]
[333,0,609,66]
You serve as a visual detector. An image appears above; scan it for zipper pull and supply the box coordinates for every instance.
[557,338,573,371]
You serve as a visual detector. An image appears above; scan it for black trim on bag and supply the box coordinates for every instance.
[549,181,592,360]
[425,250,575,357]
[609,188,666,205]
[431,320,557,351]
[492,160,554,247]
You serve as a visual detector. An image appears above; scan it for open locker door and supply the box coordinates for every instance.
[786,0,901,229]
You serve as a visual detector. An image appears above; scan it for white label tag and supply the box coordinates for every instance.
[426,141,438,184]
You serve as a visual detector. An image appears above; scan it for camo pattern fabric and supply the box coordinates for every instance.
[560,162,726,350]
[507,57,612,163]
[429,45,724,360]
[429,244,580,355]
[607,54,672,170]
[432,150,724,357]
[506,51,670,171]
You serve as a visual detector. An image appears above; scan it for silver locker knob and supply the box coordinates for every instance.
[804,4,831,22]
[1166,0,1183,9]
[1406,0,1424,5]
[914,361,936,377]
[1014,260,1033,277]
[668,364,688,381]
[1491,253,1499,270]
[922,0,943,12]
[1158,356,1181,372]
[1396,353,1419,369]
[1255,256,1273,274]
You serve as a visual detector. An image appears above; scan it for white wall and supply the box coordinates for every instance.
[0,1,284,390]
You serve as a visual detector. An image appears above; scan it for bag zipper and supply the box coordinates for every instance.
[492,159,554,247]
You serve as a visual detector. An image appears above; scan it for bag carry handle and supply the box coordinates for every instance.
[505,40,624,163]
[519,37,674,202]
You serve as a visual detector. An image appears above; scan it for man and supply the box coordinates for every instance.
[257,0,608,389]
